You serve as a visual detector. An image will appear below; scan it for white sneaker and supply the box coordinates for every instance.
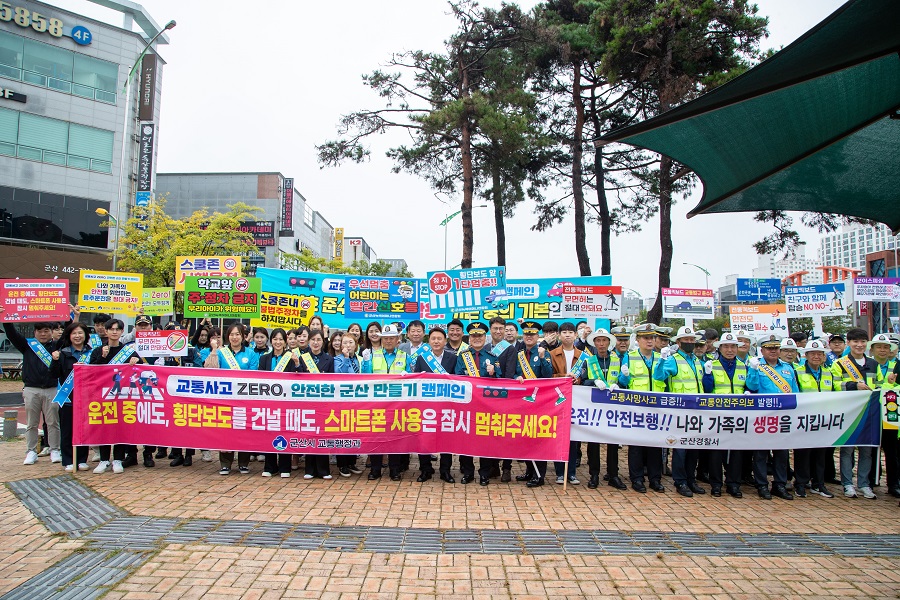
[323,474,333,480]
[556,475,564,485]
[568,475,580,485]
[257,454,265,462]
[64,464,74,472]
[23,451,38,465]
[112,460,124,474]
[261,471,273,477]
[303,474,314,479]
[860,486,876,500]
[77,463,90,471]
[90,450,101,462]
[50,450,62,463]
[201,451,213,462]
[249,455,257,462]
[280,472,290,478]
[38,447,50,457]
[94,460,110,474]
[843,484,857,498]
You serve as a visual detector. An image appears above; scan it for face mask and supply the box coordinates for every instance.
[681,343,696,354]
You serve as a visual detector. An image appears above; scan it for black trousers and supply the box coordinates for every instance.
[305,454,330,477]
[459,455,494,478]
[708,449,742,490]
[754,449,788,487]
[628,445,662,484]
[672,448,699,487]
[587,443,620,478]
[880,429,899,489]
[336,455,355,468]
[531,460,548,480]
[99,444,125,461]
[418,453,452,475]
[219,451,250,468]
[264,453,292,474]
[369,454,403,476]
[169,448,196,458]
[794,447,828,488]
[58,403,88,466]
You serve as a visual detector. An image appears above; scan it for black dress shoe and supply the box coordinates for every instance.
[757,486,772,500]
[726,486,742,498]
[588,476,599,489]
[154,449,167,459]
[515,474,531,482]
[460,475,474,484]
[169,456,184,467]
[602,474,609,481]
[525,478,544,488]
[631,481,647,493]
[689,483,706,494]
[650,481,665,493]
[122,455,138,468]
[183,455,192,467]
[696,473,710,484]
[711,488,722,497]
[501,470,511,483]
[368,471,382,480]
[143,454,155,468]
[480,476,489,486]
[439,472,455,484]
[772,485,793,500]
[390,473,402,481]
[417,472,433,482]
[489,466,501,478]
[676,484,694,498]
[608,476,627,490]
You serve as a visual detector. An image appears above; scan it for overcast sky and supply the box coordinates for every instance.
[57,0,848,294]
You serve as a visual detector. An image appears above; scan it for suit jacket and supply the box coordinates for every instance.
[550,346,584,378]
[412,351,457,374]
[258,351,299,373]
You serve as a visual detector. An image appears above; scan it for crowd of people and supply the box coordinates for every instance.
[4,305,899,505]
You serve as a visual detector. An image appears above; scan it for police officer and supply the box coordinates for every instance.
[514,321,553,487]
[455,322,502,485]
[793,339,839,498]
[583,328,627,490]
[362,324,408,481]
[701,331,747,497]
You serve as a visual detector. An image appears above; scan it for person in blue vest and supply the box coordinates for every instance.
[362,323,408,481]
[455,322,502,485]
[412,327,458,483]
[654,326,707,498]
[745,333,799,500]
[514,321,554,487]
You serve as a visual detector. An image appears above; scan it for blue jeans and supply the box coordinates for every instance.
[554,441,580,477]
[840,446,874,488]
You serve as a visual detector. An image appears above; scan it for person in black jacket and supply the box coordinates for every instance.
[1,308,60,466]
[298,329,334,479]
[258,328,300,477]
[412,327,458,483]
[50,322,92,471]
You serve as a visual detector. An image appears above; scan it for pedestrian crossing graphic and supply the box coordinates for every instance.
[431,289,483,310]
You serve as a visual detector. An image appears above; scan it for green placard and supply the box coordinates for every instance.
[183,276,261,319]
[141,287,174,316]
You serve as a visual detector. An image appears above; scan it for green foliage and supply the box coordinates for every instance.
[277,251,414,278]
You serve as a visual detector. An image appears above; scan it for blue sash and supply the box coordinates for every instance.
[90,333,102,349]
[27,339,53,368]
[52,349,91,406]
[420,349,448,374]
[489,340,511,357]
[108,345,136,365]
[569,352,587,377]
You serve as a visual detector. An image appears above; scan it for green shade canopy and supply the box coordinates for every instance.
[597,0,900,231]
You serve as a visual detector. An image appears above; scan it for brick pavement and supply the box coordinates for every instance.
[2,438,899,598]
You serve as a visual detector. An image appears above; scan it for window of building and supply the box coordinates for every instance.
[0,30,117,104]
[0,107,113,173]
[0,185,109,248]
[303,204,314,228]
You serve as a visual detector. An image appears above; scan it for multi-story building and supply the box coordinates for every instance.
[0,0,167,285]
[155,172,334,272]
[752,248,824,285]
[381,258,410,276]
[340,236,376,266]
[819,223,900,272]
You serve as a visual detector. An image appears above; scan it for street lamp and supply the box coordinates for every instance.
[95,207,120,271]
[112,19,176,271]
[683,262,711,289]
[439,205,487,269]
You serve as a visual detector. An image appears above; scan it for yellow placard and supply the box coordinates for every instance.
[77,270,143,315]
[250,291,318,329]
[174,256,241,291]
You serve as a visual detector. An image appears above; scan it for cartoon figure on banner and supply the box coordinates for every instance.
[770,309,785,331]
[831,287,844,311]
[128,370,142,399]
[606,290,619,311]
[397,282,415,301]
[108,368,123,399]
[140,370,159,397]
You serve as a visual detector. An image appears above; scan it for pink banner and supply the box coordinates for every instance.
[73,365,571,460]
[1,278,70,322]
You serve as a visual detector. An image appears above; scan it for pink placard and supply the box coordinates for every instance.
[0,279,70,322]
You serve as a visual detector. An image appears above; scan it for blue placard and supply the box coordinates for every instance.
[343,276,420,321]
[69,25,92,46]
[737,278,783,302]
[135,191,151,207]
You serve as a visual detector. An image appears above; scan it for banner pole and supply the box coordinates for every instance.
[563,461,568,491]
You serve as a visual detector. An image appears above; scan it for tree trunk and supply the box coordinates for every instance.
[593,145,611,276]
[647,155,673,325]
[459,66,474,269]
[571,60,591,276]
[491,149,506,266]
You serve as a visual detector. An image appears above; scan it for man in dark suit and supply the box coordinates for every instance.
[412,327,458,483]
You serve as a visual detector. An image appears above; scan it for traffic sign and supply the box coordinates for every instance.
[429,272,452,294]
[737,278,782,302]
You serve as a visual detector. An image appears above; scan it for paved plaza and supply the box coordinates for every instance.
[0,438,898,599]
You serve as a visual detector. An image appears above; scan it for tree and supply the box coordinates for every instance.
[594,0,768,322]
[113,196,261,288]
[753,210,877,258]
[279,248,347,274]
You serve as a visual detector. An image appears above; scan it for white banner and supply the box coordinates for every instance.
[570,386,880,449]
[661,287,714,319]
[785,283,848,317]
[854,277,900,302]
[134,330,189,357]
[555,285,622,319]
[728,304,790,336]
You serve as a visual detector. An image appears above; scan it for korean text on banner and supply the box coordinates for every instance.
[251,267,323,329]
[141,287,174,316]
[736,278,783,302]
[570,387,881,449]
[425,267,506,312]
[175,256,241,291]
[344,276,420,321]
[183,276,261,319]
[0,279,70,322]
[77,270,143,315]
[556,285,622,320]
[72,365,571,460]
[854,277,900,302]
[728,304,790,336]
[135,330,189,357]
[661,288,715,319]
[785,283,848,317]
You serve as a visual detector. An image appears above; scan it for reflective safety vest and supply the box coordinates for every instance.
[711,360,747,394]
[372,349,408,374]
[668,353,702,394]
[875,358,898,389]
[626,350,665,392]
[796,366,839,393]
